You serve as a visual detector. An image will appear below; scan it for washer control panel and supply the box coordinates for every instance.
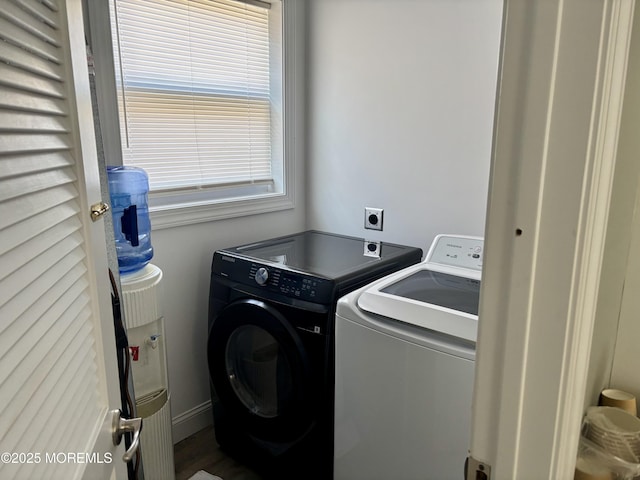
[248,263,331,301]
[213,252,334,303]
[426,235,484,271]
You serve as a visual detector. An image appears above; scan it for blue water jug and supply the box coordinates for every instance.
[107,166,154,274]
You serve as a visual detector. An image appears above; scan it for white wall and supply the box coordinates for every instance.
[306,0,503,251]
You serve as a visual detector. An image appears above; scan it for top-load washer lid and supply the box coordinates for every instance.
[357,234,483,343]
[380,269,480,316]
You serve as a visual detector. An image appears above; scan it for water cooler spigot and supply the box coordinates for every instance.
[146,334,161,349]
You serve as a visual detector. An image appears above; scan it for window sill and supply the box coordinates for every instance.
[149,191,294,230]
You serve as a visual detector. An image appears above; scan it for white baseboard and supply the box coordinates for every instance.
[172,400,213,444]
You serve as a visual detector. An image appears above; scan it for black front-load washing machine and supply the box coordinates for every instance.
[207,230,422,479]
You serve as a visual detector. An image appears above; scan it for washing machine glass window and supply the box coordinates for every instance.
[225,325,292,419]
[208,298,315,442]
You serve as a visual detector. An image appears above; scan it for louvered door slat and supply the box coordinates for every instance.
[49,349,96,455]
[10,324,95,480]
[6,321,86,449]
[0,85,66,115]
[0,132,70,156]
[0,202,79,256]
[0,166,76,201]
[0,2,60,46]
[0,203,79,268]
[0,40,63,81]
[0,257,85,354]
[0,290,90,443]
[0,151,73,183]
[2,283,90,401]
[26,338,95,451]
[0,17,60,63]
[0,238,83,319]
[18,325,95,457]
[12,0,60,29]
[13,322,95,455]
[58,373,98,450]
[0,63,65,98]
[0,258,86,362]
[0,216,81,283]
[0,110,67,133]
[40,0,59,12]
[0,183,76,231]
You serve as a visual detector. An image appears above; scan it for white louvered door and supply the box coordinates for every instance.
[0,1,127,479]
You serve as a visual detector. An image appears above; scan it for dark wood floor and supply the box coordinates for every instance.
[174,425,264,480]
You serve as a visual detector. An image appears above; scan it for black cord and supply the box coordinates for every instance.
[122,338,140,480]
[109,269,141,480]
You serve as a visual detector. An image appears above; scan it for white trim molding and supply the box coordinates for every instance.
[172,400,213,444]
[150,192,296,230]
[469,0,636,479]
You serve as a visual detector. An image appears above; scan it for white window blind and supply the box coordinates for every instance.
[110,0,276,192]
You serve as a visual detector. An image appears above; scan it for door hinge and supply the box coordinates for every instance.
[466,456,491,480]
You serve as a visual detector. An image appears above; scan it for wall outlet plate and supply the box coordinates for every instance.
[364,241,381,258]
[365,207,383,231]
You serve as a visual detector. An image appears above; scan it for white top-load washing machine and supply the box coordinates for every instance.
[333,234,483,480]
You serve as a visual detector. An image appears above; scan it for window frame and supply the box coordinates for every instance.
[87,0,302,229]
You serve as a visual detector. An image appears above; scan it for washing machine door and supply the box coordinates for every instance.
[208,298,315,443]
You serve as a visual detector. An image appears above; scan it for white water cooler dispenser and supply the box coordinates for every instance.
[121,264,175,479]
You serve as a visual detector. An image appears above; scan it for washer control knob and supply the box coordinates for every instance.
[255,267,269,286]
